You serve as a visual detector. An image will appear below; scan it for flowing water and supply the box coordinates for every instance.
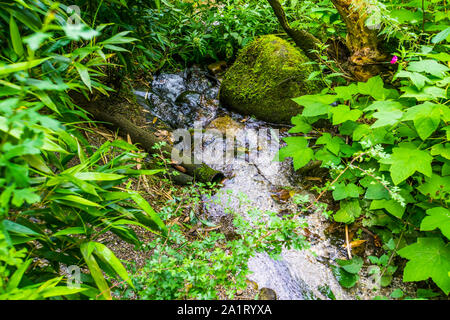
[133,66,383,300]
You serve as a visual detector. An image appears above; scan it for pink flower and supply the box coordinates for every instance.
[390,55,398,64]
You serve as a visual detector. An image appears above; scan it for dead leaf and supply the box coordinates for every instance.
[305,177,323,181]
[173,164,187,173]
[374,235,382,247]
[271,189,292,202]
[342,239,367,249]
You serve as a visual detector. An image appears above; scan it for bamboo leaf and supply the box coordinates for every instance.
[10,15,24,57]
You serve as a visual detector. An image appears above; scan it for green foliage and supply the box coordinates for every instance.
[331,256,363,288]
[69,0,284,73]
[0,0,165,299]
[398,238,450,295]
[278,41,449,294]
[363,0,450,50]
[130,188,309,299]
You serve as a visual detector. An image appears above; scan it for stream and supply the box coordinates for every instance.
[133,66,379,300]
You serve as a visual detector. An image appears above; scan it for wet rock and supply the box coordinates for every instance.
[146,92,196,128]
[152,73,185,102]
[216,214,240,241]
[297,160,329,179]
[175,91,202,110]
[134,68,221,129]
[207,115,244,135]
[186,66,216,93]
[219,35,323,124]
[259,288,277,300]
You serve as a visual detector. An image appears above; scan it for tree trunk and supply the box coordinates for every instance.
[267,0,387,81]
[331,0,387,81]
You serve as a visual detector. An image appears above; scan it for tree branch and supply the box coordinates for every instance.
[266,0,322,60]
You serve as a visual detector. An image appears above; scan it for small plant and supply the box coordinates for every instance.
[277,38,449,296]
[130,188,309,299]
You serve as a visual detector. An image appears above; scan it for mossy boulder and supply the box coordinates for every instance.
[219,35,323,124]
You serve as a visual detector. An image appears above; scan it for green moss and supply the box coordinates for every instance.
[193,164,223,183]
[219,35,324,124]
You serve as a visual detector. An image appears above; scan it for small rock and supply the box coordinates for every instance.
[208,61,227,74]
[207,115,244,135]
[259,288,277,300]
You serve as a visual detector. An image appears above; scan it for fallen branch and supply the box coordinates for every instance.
[73,94,224,184]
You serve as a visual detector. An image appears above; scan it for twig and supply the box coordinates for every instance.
[345,224,352,259]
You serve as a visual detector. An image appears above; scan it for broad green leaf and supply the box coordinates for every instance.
[357,76,391,100]
[314,148,341,166]
[316,133,344,155]
[331,105,362,125]
[407,60,449,78]
[398,238,450,295]
[402,102,442,140]
[336,256,363,274]
[370,199,405,219]
[364,100,403,113]
[396,70,432,90]
[431,143,450,160]
[421,207,450,239]
[334,83,358,100]
[278,136,314,170]
[360,175,390,200]
[332,183,361,200]
[401,86,447,101]
[12,188,40,207]
[331,265,359,288]
[289,114,312,134]
[432,27,450,44]
[293,94,335,117]
[417,174,450,200]
[334,199,361,224]
[371,110,403,128]
[389,147,432,185]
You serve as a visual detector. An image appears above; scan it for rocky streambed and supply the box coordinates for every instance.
[133,65,412,300]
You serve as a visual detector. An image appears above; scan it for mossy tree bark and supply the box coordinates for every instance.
[266,0,322,61]
[330,0,387,81]
[267,0,387,81]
